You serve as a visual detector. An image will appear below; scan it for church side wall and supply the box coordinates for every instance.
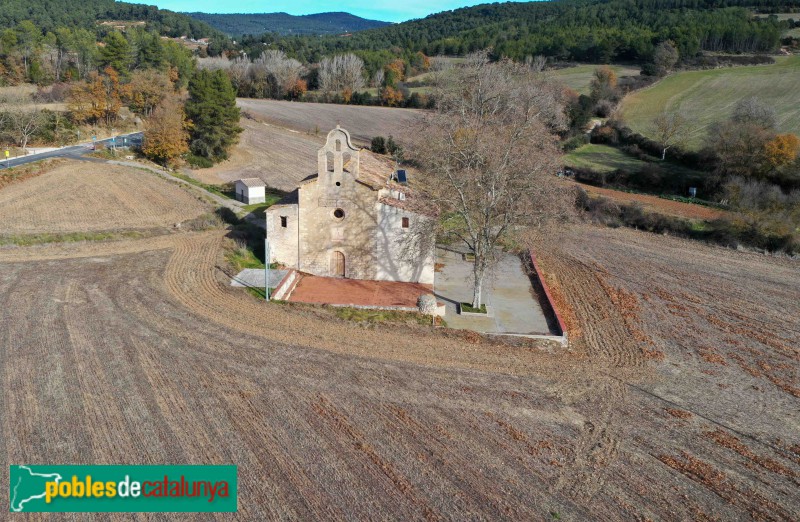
[266,205,299,267]
[375,204,435,284]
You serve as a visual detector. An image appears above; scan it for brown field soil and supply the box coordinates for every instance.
[0,160,211,234]
[188,117,322,191]
[236,98,424,145]
[1,212,798,518]
[575,181,728,220]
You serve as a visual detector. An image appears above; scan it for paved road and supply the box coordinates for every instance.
[2,132,143,169]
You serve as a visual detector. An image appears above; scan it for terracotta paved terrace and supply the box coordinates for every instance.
[288,274,433,307]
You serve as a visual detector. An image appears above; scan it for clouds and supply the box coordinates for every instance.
[127,0,492,23]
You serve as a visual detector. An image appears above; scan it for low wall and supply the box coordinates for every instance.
[527,250,569,348]
[272,269,299,301]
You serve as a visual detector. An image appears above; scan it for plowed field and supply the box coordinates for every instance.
[236,98,424,145]
[0,220,797,519]
[188,118,321,191]
[0,161,210,234]
[576,182,728,220]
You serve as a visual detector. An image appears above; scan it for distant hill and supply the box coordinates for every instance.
[0,0,224,40]
[249,0,800,64]
[186,11,392,36]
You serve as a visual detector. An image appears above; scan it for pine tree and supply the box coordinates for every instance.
[184,69,242,163]
[99,32,132,74]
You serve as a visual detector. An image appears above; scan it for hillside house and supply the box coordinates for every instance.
[235,178,266,204]
[266,126,436,284]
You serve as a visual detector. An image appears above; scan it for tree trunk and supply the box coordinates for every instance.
[471,256,486,309]
[661,147,667,160]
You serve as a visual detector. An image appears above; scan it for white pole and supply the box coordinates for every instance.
[265,222,271,301]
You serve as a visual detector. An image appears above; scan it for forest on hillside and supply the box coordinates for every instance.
[240,0,800,64]
[0,0,225,40]
[188,12,391,37]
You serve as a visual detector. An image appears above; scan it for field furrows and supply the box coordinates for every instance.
[188,118,322,190]
[0,244,598,519]
[1,218,798,518]
[0,161,210,234]
[236,98,424,145]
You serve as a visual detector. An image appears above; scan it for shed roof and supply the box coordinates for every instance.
[236,178,266,188]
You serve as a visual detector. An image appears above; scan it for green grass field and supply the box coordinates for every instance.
[563,144,649,173]
[564,144,706,182]
[551,64,642,95]
[618,56,800,149]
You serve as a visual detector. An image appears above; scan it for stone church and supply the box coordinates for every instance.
[265,126,436,284]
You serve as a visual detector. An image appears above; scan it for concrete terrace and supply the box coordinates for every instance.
[434,248,556,335]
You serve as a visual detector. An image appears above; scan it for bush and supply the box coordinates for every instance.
[371,136,387,154]
[681,54,775,70]
[580,196,798,254]
[185,153,213,168]
[594,100,616,118]
[562,134,589,151]
[590,125,619,145]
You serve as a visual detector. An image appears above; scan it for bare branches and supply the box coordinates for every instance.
[412,51,574,306]
[318,54,365,94]
[652,111,691,160]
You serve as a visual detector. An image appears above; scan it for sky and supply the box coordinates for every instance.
[126,1,501,23]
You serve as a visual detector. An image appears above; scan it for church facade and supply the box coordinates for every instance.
[265,126,436,284]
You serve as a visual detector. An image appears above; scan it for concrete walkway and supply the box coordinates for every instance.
[434,247,554,335]
[231,268,288,288]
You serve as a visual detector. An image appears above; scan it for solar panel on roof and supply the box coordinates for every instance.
[395,170,408,184]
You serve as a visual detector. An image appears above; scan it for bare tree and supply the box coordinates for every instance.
[731,97,776,130]
[10,104,44,152]
[196,56,231,71]
[318,54,365,94]
[526,54,547,72]
[411,51,572,308]
[371,68,385,88]
[652,111,690,160]
[652,40,679,76]
[228,56,251,95]
[253,50,304,98]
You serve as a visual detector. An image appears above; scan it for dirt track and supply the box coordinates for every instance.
[1,222,798,519]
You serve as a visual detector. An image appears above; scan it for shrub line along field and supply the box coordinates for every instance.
[619,56,800,149]
[1,103,798,519]
[570,181,728,220]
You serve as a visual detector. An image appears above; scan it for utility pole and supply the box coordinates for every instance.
[265,227,271,301]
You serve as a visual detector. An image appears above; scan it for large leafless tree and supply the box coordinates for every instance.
[318,54,365,94]
[652,111,690,160]
[7,98,44,152]
[412,51,573,308]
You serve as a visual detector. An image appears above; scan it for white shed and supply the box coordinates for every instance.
[235,178,266,204]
